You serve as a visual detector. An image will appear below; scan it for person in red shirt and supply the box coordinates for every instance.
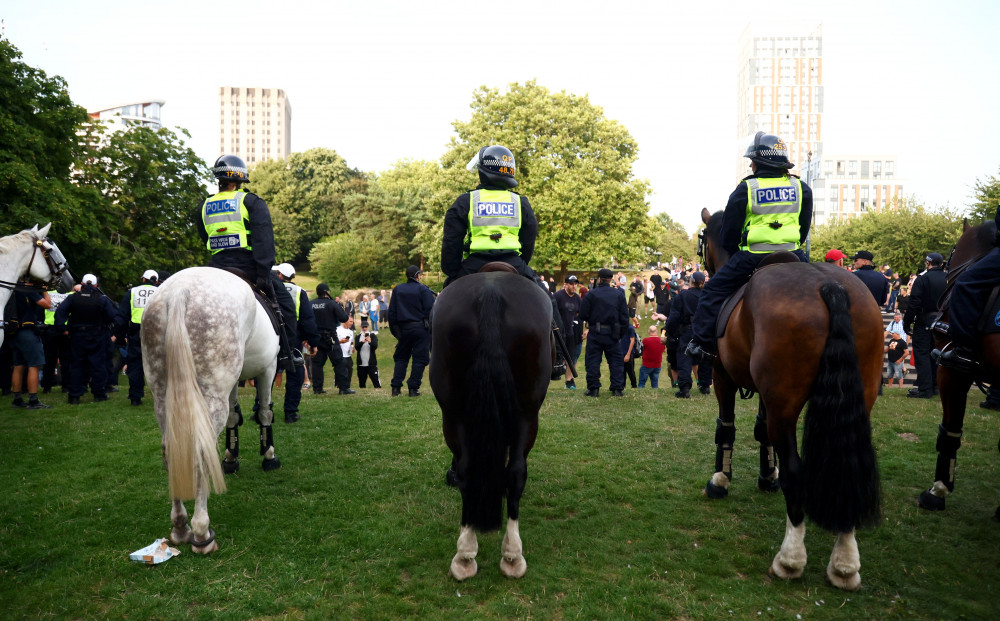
[638,325,666,388]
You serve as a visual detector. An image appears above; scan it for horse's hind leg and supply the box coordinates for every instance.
[754,403,780,492]
[450,525,479,581]
[222,396,242,475]
[500,411,538,578]
[254,372,281,472]
[827,530,861,591]
[705,367,737,498]
[169,498,191,545]
[770,425,807,580]
[918,369,973,510]
[190,481,217,554]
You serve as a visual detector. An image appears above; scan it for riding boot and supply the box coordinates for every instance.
[685,340,715,361]
[935,345,977,374]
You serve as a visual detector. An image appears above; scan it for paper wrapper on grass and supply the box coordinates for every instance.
[129,539,181,565]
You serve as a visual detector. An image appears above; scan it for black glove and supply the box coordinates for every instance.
[256,276,270,293]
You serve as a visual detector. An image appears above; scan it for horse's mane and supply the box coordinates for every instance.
[705,210,725,244]
[0,230,32,255]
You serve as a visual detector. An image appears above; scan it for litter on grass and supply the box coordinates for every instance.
[129,539,180,565]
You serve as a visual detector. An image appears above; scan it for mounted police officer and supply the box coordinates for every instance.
[579,268,629,397]
[114,269,158,406]
[197,154,301,374]
[938,204,1000,373]
[273,263,320,422]
[686,132,812,360]
[904,252,947,398]
[54,274,116,404]
[667,272,712,398]
[387,266,435,397]
[440,144,567,377]
[310,282,348,395]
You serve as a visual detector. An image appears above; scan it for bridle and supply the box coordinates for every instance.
[0,233,70,293]
[697,228,717,276]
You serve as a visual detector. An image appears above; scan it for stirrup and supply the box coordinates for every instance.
[936,346,978,374]
[685,340,715,361]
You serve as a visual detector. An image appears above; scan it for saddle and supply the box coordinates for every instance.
[715,252,800,339]
[478,261,519,275]
[214,267,281,335]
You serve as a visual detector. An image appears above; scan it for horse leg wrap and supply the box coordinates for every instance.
[714,418,736,481]
[234,403,244,426]
[934,424,962,492]
[753,414,777,481]
[259,424,273,457]
[226,426,239,459]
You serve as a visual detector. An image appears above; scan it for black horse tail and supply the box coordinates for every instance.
[801,282,882,532]
[463,283,516,532]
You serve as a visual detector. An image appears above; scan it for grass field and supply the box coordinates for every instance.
[1,334,998,620]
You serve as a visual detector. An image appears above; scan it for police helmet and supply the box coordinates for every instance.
[744,132,794,170]
[467,145,518,188]
[213,154,249,183]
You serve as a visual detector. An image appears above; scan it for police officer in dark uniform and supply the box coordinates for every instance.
[387,266,435,397]
[274,264,320,422]
[903,253,947,398]
[197,154,301,374]
[851,250,890,306]
[114,269,159,406]
[687,132,812,360]
[39,288,70,393]
[8,284,51,409]
[309,283,348,395]
[667,272,712,398]
[939,204,1000,372]
[55,274,117,404]
[579,268,629,397]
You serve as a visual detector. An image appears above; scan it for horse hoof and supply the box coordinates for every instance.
[449,557,478,581]
[191,528,217,555]
[262,457,281,471]
[169,527,191,546]
[769,556,804,580]
[704,480,729,499]
[757,475,781,493]
[827,567,862,591]
[445,467,459,488]
[917,489,946,511]
[222,459,240,474]
[500,554,527,578]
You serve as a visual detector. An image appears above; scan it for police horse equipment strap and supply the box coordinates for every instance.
[0,233,68,292]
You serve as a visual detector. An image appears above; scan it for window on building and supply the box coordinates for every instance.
[824,160,833,175]
[836,161,845,176]
[830,185,839,201]
[848,161,857,177]
[873,161,881,178]
[885,161,894,179]
[861,160,869,177]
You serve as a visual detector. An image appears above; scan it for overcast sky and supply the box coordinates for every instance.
[4,0,998,233]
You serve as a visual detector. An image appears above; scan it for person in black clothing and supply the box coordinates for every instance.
[579,268,630,397]
[388,266,435,397]
[851,250,889,306]
[903,253,947,398]
[274,264,320,421]
[310,283,349,395]
[114,269,159,406]
[939,204,1000,372]
[8,285,52,409]
[667,272,712,398]
[355,320,381,388]
[197,154,301,373]
[54,274,117,404]
[553,275,583,389]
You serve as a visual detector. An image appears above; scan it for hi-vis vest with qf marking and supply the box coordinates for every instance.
[740,176,803,253]
[465,190,522,257]
[202,191,251,253]
[282,281,303,320]
[129,284,157,324]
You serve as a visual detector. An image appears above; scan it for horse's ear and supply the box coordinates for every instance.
[701,208,712,225]
[37,223,52,239]
[963,218,970,232]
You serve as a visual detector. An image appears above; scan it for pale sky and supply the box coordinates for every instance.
[4,0,998,233]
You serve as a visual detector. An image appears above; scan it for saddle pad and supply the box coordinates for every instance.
[211,266,280,335]
[716,283,749,340]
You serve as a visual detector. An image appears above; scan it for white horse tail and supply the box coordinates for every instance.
[164,292,226,500]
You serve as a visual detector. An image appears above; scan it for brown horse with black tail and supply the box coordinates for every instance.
[430,271,552,581]
[918,219,1000,516]
[697,208,884,590]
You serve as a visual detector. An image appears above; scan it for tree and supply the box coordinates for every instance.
[308,233,402,290]
[809,198,962,277]
[968,168,1000,224]
[0,37,88,234]
[650,212,697,268]
[440,81,653,280]
[249,148,367,263]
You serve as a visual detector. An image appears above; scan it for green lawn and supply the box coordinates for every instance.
[1,338,998,619]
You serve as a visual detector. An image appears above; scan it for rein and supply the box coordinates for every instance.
[0,235,67,292]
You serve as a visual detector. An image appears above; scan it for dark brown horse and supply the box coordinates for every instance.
[429,271,551,581]
[698,208,884,591]
[918,219,1000,516]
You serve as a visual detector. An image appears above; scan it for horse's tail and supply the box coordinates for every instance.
[164,292,226,500]
[463,283,516,533]
[801,282,880,532]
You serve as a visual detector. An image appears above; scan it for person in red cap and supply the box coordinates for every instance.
[824,249,847,269]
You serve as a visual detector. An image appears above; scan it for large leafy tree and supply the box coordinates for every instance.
[809,198,962,277]
[968,168,1000,224]
[249,148,367,263]
[0,37,88,235]
[650,212,697,268]
[440,81,653,279]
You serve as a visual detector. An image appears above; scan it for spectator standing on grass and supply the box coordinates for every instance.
[885,332,908,389]
[553,275,583,389]
[335,315,356,394]
[355,319,381,388]
[638,325,666,388]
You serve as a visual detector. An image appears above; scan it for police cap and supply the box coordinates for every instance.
[691,271,706,284]
[851,250,874,261]
[406,265,422,279]
[926,252,944,266]
[316,283,331,296]
[565,274,579,284]
[597,268,614,279]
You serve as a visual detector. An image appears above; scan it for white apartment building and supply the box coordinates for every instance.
[218,86,291,165]
[88,100,164,131]
[736,24,823,182]
[812,155,905,222]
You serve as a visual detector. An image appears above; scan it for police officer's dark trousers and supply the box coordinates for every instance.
[676,327,712,391]
[691,250,806,349]
[912,323,937,394]
[949,247,1000,349]
[310,335,338,393]
[283,364,305,414]
[334,349,352,390]
[40,328,69,390]
[585,331,625,392]
[124,330,145,401]
[68,326,110,399]
[392,323,430,390]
